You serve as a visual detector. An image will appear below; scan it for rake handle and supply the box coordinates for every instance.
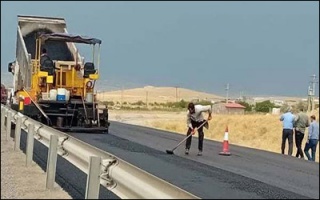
[171,120,208,151]
[171,133,193,151]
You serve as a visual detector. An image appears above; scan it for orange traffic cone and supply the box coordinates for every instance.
[219,125,231,156]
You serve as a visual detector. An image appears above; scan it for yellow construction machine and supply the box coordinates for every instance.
[9,15,109,133]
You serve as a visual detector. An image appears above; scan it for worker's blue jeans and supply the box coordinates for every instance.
[304,139,318,161]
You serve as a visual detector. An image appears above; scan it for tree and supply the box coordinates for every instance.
[175,99,188,108]
[103,101,114,106]
[280,103,290,113]
[198,100,212,106]
[255,100,277,113]
[132,100,145,106]
[292,101,307,112]
[238,101,253,112]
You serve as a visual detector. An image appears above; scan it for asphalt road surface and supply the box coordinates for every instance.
[18,121,319,199]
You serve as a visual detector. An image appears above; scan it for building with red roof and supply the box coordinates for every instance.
[212,102,246,114]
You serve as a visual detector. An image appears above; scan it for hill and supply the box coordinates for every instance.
[97,86,224,103]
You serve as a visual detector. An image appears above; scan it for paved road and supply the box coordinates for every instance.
[69,121,318,199]
[18,121,319,199]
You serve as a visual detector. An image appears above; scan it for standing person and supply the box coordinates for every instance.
[185,102,212,156]
[294,108,309,158]
[304,115,319,161]
[280,107,295,156]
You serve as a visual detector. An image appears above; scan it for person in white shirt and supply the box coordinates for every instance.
[185,102,212,156]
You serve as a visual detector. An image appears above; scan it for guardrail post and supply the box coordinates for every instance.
[46,135,58,189]
[26,124,35,167]
[85,156,101,199]
[6,111,12,141]
[1,107,6,130]
[14,117,22,151]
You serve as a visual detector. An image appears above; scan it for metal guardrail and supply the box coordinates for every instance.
[1,104,199,199]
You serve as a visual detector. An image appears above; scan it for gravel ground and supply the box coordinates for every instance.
[1,127,71,199]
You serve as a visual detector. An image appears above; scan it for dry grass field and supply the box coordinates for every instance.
[109,109,319,162]
[97,86,308,105]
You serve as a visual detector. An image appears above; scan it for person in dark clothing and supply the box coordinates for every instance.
[40,48,49,65]
[185,102,212,156]
[294,108,309,158]
[40,48,57,86]
[41,48,48,57]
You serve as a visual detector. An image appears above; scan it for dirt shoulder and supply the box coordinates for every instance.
[1,128,71,199]
[109,109,185,126]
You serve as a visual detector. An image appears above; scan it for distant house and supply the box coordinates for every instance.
[272,100,285,106]
[212,102,246,114]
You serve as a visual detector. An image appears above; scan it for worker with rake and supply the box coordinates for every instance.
[185,102,212,156]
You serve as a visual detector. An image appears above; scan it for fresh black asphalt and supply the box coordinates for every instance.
[16,121,319,199]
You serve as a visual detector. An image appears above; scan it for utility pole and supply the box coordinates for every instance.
[311,74,318,111]
[146,91,149,109]
[175,86,178,102]
[225,83,229,103]
[102,91,105,102]
[307,74,318,112]
[242,91,246,102]
[121,86,124,107]
[307,85,312,112]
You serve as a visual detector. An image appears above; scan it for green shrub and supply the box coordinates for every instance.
[237,101,253,112]
[255,100,277,113]
[132,100,145,106]
[103,101,114,106]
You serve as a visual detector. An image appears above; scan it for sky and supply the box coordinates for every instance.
[1,1,319,98]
